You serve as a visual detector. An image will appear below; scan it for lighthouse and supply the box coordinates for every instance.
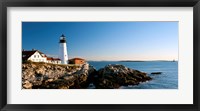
[59,34,68,64]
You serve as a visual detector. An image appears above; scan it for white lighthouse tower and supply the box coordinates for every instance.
[59,34,68,64]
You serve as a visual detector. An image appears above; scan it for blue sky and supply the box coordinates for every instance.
[22,22,178,61]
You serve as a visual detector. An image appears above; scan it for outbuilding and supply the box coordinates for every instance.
[68,58,85,64]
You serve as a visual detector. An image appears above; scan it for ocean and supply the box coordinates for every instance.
[88,61,178,89]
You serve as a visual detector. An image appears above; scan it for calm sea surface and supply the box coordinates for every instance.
[88,61,178,89]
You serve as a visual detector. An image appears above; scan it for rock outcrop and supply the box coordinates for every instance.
[90,64,152,89]
[22,62,96,89]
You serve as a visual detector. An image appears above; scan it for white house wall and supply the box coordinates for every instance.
[28,51,47,62]
[25,51,61,64]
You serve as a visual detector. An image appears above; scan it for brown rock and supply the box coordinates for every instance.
[92,64,152,89]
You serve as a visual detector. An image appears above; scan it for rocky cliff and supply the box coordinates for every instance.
[22,63,151,89]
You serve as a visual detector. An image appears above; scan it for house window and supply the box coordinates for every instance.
[38,55,39,58]
[34,55,36,58]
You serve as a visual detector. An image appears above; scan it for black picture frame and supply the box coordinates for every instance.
[0,0,199,111]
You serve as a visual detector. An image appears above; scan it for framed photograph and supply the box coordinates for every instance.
[1,0,199,111]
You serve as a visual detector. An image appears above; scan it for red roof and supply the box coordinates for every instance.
[69,58,85,60]
[53,58,61,60]
[47,57,61,61]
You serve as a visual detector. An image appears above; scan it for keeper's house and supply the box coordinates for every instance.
[47,57,61,64]
[22,49,61,64]
[68,58,86,65]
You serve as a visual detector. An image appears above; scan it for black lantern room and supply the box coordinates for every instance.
[59,34,66,43]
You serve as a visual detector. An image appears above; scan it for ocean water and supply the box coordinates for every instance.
[88,61,178,89]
